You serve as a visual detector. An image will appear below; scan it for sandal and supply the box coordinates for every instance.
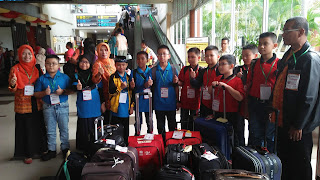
[24,158,32,164]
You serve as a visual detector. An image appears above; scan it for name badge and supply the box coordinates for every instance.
[260,84,271,100]
[143,88,151,99]
[161,87,169,98]
[212,99,220,111]
[83,90,92,101]
[119,92,127,103]
[285,70,301,91]
[50,94,60,105]
[24,85,34,96]
[203,87,211,100]
[187,86,195,99]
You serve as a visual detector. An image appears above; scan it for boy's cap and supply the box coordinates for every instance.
[115,56,128,63]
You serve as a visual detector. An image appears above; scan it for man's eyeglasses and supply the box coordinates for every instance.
[282,29,299,34]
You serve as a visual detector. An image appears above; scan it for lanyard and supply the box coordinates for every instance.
[216,75,236,96]
[21,66,34,83]
[79,74,91,86]
[292,47,310,69]
[160,69,168,85]
[49,79,56,91]
[260,59,276,84]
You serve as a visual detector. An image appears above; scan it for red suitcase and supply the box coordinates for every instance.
[165,130,202,147]
[128,134,165,178]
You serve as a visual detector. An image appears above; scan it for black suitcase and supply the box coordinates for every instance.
[212,169,270,180]
[82,148,135,180]
[192,143,230,180]
[156,164,195,180]
[165,144,190,166]
[232,107,282,180]
[56,151,88,180]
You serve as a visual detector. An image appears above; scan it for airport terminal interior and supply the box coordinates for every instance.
[0,0,319,179]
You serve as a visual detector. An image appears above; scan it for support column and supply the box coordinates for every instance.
[166,13,171,40]
[190,10,195,37]
[211,0,216,45]
[262,0,269,32]
[230,0,235,53]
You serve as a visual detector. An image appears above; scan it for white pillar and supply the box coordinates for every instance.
[301,0,308,18]
[180,20,183,44]
[199,7,203,37]
[230,0,235,53]
[211,0,216,45]
[262,0,269,32]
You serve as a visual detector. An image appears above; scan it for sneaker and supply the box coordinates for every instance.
[62,149,69,159]
[23,158,32,164]
[41,150,56,161]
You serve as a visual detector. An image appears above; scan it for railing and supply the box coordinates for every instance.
[148,13,183,71]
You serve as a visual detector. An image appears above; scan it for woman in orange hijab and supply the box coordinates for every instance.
[8,45,47,164]
[92,43,116,120]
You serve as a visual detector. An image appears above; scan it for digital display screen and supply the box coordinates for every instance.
[76,15,117,27]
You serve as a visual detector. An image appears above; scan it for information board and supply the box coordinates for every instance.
[76,15,117,27]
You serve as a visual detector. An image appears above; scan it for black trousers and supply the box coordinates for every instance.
[180,108,196,130]
[155,110,176,142]
[111,116,129,145]
[200,103,213,117]
[76,117,96,151]
[278,126,313,180]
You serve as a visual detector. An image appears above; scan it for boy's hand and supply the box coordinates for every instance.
[120,79,127,89]
[173,75,178,84]
[56,85,64,95]
[130,78,135,89]
[212,81,219,87]
[129,106,134,115]
[190,68,196,78]
[101,102,106,113]
[77,80,82,90]
[176,102,181,111]
[237,68,243,78]
[217,82,228,89]
[45,85,51,95]
[147,77,153,87]
[98,63,104,75]
[10,73,17,87]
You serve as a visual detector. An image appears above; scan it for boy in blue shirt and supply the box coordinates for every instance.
[130,51,153,135]
[151,45,179,141]
[109,56,134,144]
[34,55,72,161]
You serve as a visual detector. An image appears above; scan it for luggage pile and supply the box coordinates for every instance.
[57,92,281,180]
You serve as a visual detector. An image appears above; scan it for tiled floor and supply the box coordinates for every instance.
[0,86,318,180]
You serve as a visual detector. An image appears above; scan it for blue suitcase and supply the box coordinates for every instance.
[194,117,233,160]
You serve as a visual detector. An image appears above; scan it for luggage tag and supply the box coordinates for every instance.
[24,84,34,96]
[183,145,192,153]
[103,139,116,145]
[260,84,271,100]
[187,86,195,98]
[82,89,92,101]
[172,131,184,139]
[50,94,60,105]
[119,92,127,103]
[201,151,218,161]
[212,98,220,112]
[115,145,128,153]
[185,130,192,137]
[160,87,169,98]
[285,70,301,91]
[203,87,211,100]
[143,133,154,140]
[143,88,151,99]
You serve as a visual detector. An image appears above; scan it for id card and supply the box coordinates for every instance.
[285,70,301,91]
[83,90,92,101]
[50,94,60,105]
[143,88,151,99]
[203,87,211,100]
[24,85,34,96]
[161,87,169,98]
[260,84,271,100]
[172,131,184,139]
[212,99,220,111]
[119,92,127,103]
[187,86,195,99]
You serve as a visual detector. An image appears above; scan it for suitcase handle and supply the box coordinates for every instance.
[222,172,267,179]
[135,92,153,135]
[94,116,104,140]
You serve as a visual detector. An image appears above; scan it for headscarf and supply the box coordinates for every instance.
[15,45,39,89]
[75,54,94,88]
[96,43,116,75]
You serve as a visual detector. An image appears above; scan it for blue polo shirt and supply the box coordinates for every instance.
[34,71,71,104]
[130,66,152,112]
[152,62,177,111]
[112,72,129,118]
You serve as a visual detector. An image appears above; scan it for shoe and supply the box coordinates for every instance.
[41,150,56,161]
[23,158,32,164]
[62,149,69,159]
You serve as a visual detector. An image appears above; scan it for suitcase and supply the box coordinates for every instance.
[192,143,230,180]
[156,164,195,180]
[165,129,202,147]
[135,92,153,135]
[128,134,165,179]
[82,147,135,180]
[232,107,282,180]
[212,169,270,180]
[165,144,190,166]
[194,87,234,160]
[56,151,88,180]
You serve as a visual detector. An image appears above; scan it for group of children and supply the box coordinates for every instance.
[28,31,279,163]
